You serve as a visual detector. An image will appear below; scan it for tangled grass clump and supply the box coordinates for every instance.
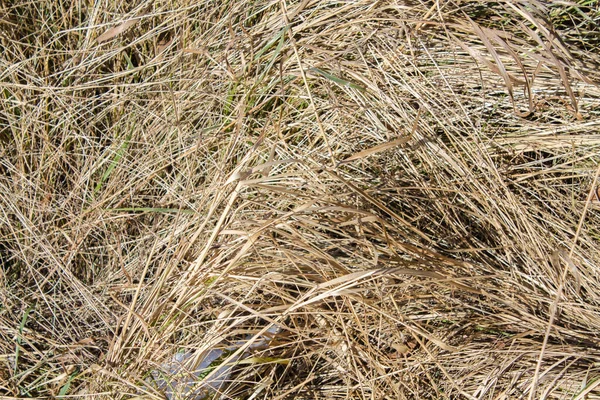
[1,1,600,398]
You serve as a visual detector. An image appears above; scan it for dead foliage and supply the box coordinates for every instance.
[1,0,600,399]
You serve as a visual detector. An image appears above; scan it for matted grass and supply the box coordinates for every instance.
[1,1,600,399]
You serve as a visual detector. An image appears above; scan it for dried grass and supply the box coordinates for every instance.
[1,0,600,399]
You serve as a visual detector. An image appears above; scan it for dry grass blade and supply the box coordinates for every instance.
[341,106,421,164]
[483,26,534,113]
[508,3,582,117]
[468,17,517,107]
[1,1,600,399]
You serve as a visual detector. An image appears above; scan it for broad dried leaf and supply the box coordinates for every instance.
[97,18,141,43]
[340,136,411,164]
[559,249,582,295]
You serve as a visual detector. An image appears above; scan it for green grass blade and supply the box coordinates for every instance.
[257,26,287,83]
[94,133,132,195]
[14,305,33,374]
[308,67,366,92]
[253,26,287,62]
[58,368,79,398]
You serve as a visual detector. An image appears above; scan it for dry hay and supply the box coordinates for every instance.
[1,1,600,399]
